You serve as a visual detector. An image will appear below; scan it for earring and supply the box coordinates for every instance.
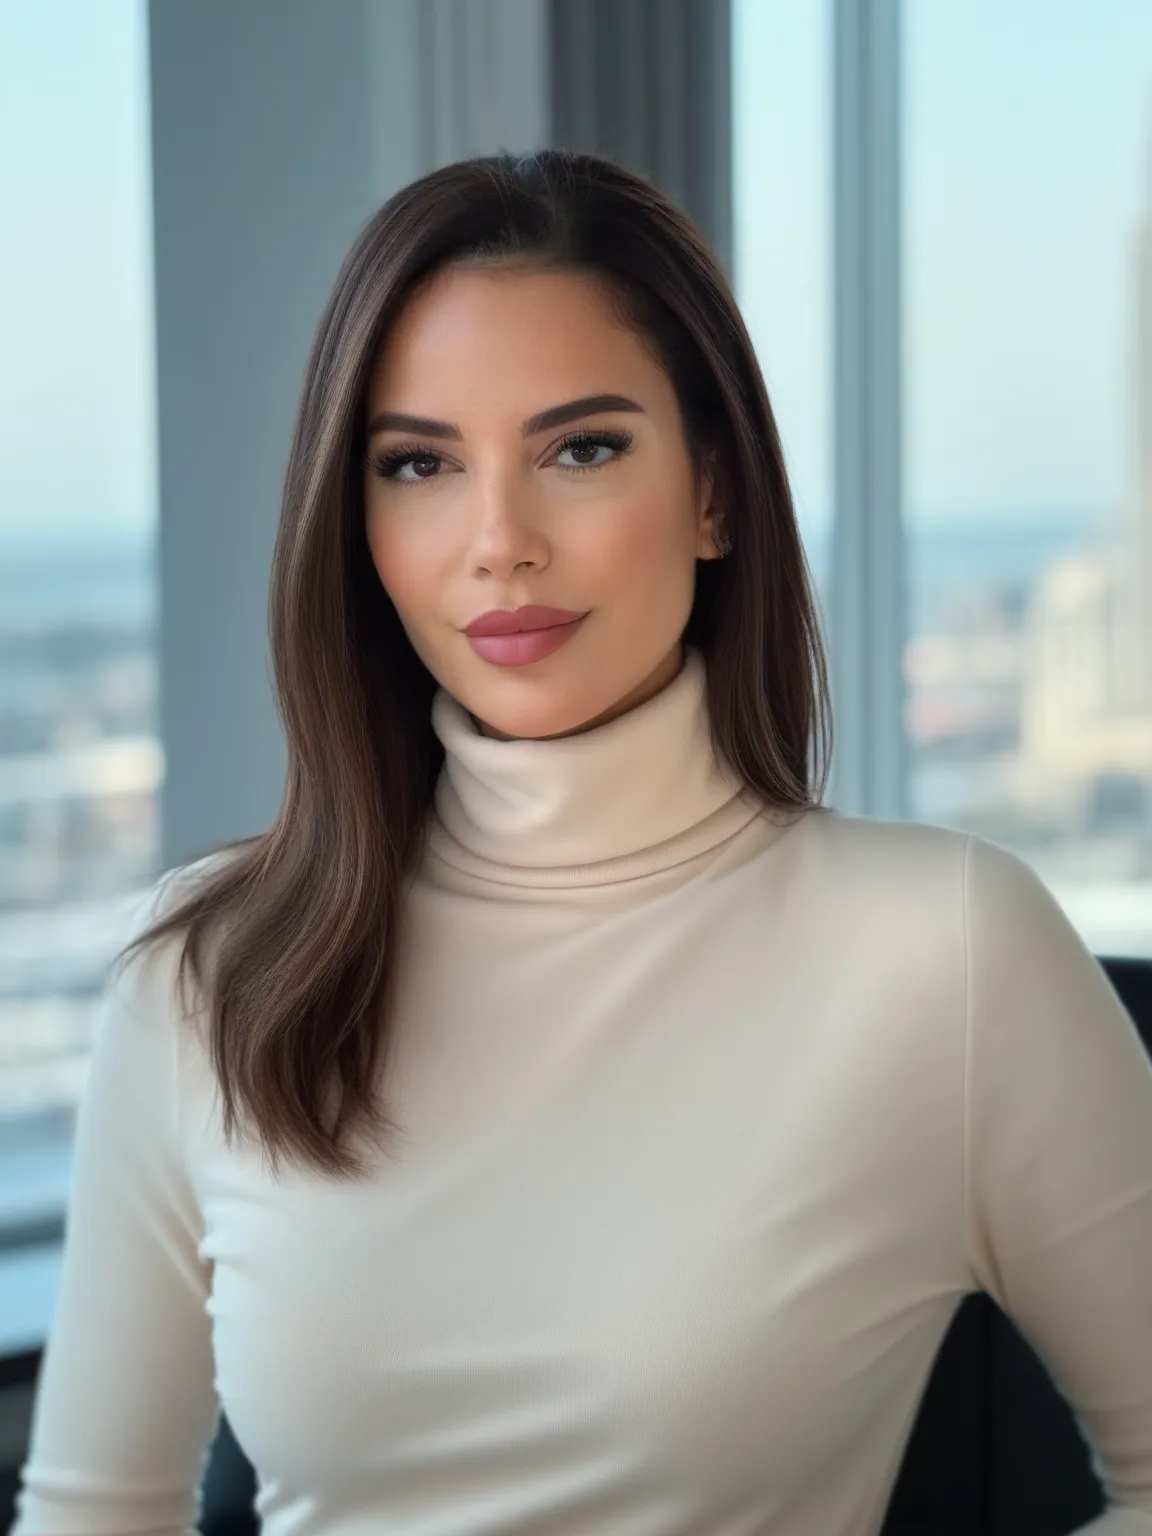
[714,530,733,559]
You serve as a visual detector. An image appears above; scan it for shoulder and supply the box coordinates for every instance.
[152,845,247,920]
[113,845,246,1022]
[736,810,977,994]
[789,805,971,895]
[781,810,1047,965]
[795,812,1075,978]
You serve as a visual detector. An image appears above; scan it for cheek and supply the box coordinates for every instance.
[594,484,700,584]
[364,520,392,591]
[364,522,445,672]
[364,515,427,620]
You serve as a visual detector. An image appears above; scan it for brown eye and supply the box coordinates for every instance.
[559,440,608,467]
[399,456,440,480]
[366,446,442,483]
[551,428,633,472]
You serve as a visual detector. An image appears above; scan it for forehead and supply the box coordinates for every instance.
[364,266,662,405]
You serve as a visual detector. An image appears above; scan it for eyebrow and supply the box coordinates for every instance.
[364,393,646,443]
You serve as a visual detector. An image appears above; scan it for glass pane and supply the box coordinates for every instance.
[904,0,1152,955]
[0,0,160,1231]
[731,0,832,611]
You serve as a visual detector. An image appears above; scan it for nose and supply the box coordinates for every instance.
[466,472,549,577]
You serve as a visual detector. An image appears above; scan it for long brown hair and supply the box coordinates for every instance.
[114,150,833,1180]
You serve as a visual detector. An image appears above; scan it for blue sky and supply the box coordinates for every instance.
[0,1,1149,554]
[0,0,154,555]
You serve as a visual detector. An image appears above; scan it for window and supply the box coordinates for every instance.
[735,0,1152,957]
[905,0,1152,954]
[732,0,832,611]
[0,0,161,1243]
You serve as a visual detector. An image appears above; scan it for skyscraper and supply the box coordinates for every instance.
[1128,158,1152,710]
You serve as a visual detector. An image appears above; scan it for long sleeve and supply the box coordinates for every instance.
[963,833,1152,1533]
[11,874,221,1536]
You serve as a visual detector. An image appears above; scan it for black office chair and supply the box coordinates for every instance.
[198,1416,258,1536]
[188,956,1147,1535]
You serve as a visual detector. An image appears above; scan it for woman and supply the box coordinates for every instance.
[13,150,1152,1535]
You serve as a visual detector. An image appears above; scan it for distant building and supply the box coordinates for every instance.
[1018,153,1152,830]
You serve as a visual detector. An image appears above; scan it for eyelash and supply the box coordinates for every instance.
[363,427,634,485]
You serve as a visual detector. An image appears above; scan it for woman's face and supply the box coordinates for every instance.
[361,264,721,741]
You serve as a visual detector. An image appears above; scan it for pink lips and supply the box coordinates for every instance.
[462,606,589,667]
[463,605,587,637]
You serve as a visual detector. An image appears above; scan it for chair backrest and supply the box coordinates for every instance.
[197,1414,257,1536]
[881,955,1152,1536]
[192,958,1152,1536]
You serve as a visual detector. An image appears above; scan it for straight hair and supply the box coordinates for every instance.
[114,150,834,1180]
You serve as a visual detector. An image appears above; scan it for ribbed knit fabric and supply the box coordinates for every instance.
[13,646,1152,1536]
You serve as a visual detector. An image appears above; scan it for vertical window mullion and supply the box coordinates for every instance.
[830,0,909,820]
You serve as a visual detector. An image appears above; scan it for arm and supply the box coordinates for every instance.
[11,873,220,1536]
[963,834,1152,1533]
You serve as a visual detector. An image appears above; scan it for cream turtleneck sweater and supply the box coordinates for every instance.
[13,646,1152,1536]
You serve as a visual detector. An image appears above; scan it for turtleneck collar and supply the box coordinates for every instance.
[425,647,769,888]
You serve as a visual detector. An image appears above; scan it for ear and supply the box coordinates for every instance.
[694,451,722,561]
